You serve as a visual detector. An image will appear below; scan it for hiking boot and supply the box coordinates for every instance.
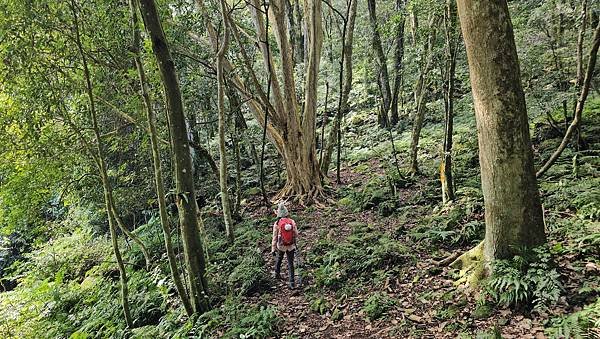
[288,280,295,289]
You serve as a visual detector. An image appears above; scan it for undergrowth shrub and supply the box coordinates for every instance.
[362,292,396,321]
[547,297,600,338]
[311,223,412,290]
[207,217,271,298]
[482,247,562,311]
[227,253,269,296]
[184,297,280,338]
[409,192,484,247]
[11,228,111,282]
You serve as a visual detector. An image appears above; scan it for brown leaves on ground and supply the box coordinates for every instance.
[245,166,569,338]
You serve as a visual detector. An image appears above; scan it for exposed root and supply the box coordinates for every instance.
[450,241,486,287]
[436,251,461,267]
[273,182,328,207]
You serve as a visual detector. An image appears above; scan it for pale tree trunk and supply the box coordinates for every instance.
[294,0,305,65]
[129,0,193,316]
[409,15,438,174]
[574,0,588,148]
[576,0,588,89]
[321,0,357,176]
[536,19,600,178]
[70,1,133,327]
[367,0,391,128]
[457,0,546,262]
[440,0,458,203]
[216,0,234,243]
[390,0,406,126]
[202,0,324,203]
[139,0,210,313]
[286,0,304,67]
[197,0,324,203]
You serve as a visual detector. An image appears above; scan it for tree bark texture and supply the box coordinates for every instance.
[139,0,210,313]
[216,0,234,243]
[440,0,458,203]
[390,0,406,125]
[456,0,546,261]
[367,0,391,128]
[321,0,357,176]
[576,0,588,89]
[409,15,438,174]
[129,0,193,316]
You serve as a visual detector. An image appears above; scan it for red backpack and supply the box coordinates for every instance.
[277,218,295,246]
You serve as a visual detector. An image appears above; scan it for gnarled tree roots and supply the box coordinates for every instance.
[273,183,327,207]
[450,241,486,287]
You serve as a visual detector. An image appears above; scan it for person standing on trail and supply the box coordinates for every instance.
[271,202,298,289]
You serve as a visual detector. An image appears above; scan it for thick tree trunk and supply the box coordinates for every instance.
[536,19,600,178]
[216,0,234,243]
[321,0,357,175]
[70,1,133,327]
[390,0,406,126]
[129,0,193,316]
[457,0,546,261]
[440,0,458,203]
[203,0,324,202]
[139,0,210,313]
[286,0,304,67]
[409,16,438,174]
[294,0,305,65]
[367,0,391,128]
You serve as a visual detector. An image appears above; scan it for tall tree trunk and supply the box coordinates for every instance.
[576,0,588,89]
[70,0,133,326]
[294,0,305,65]
[139,0,210,313]
[440,0,458,203]
[457,0,546,261]
[129,0,193,316]
[536,19,600,178]
[321,0,357,176]
[286,0,303,67]
[216,0,234,243]
[390,0,406,126]
[409,16,438,174]
[203,0,324,202]
[367,0,391,127]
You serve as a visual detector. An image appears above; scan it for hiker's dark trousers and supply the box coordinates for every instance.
[275,249,295,285]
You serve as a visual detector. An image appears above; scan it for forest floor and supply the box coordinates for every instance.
[245,165,556,338]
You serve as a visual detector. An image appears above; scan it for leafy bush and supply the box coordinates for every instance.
[409,194,484,247]
[227,252,269,296]
[362,292,396,321]
[312,223,411,290]
[547,297,600,339]
[483,247,562,311]
[11,228,111,282]
[186,297,280,338]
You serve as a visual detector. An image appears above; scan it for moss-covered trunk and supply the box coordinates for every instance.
[129,0,193,316]
[138,0,210,313]
[457,0,546,261]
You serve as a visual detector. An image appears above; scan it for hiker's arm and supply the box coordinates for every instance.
[271,222,278,252]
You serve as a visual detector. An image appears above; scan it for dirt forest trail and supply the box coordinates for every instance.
[253,164,425,338]
[258,205,383,338]
[251,166,552,338]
